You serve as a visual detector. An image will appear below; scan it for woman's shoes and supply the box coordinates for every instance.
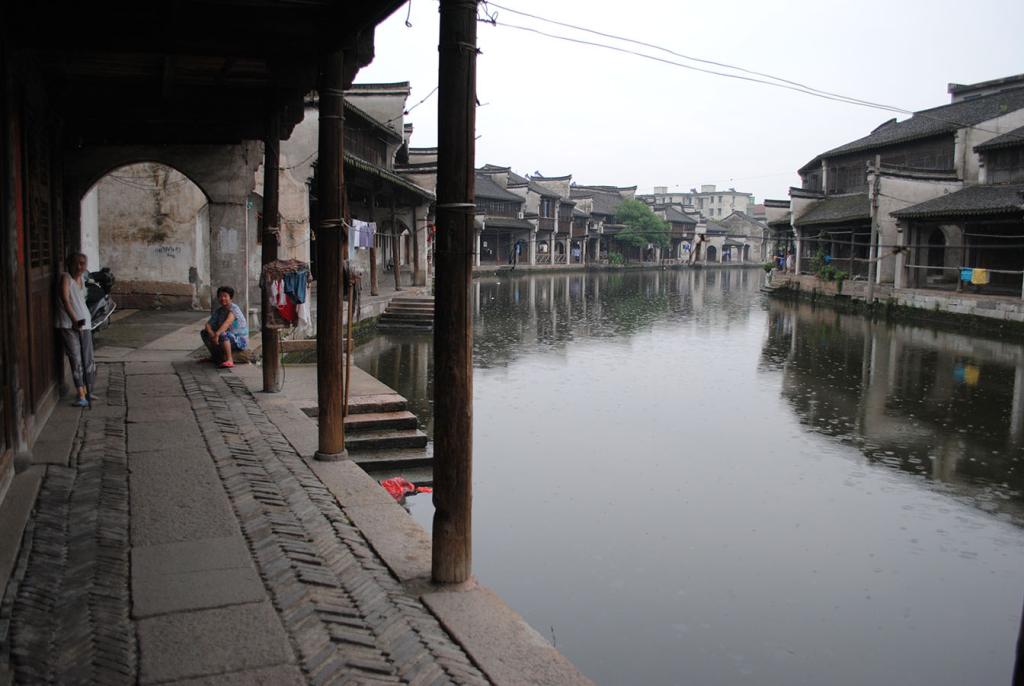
[219,360,235,369]
[72,397,89,407]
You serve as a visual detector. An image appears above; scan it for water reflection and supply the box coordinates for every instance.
[763,300,1024,522]
[353,268,1024,686]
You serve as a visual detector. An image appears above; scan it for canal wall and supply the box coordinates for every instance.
[471,262,764,276]
[768,272,1024,335]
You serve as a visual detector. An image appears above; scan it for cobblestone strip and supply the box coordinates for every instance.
[0,363,136,685]
[178,364,490,686]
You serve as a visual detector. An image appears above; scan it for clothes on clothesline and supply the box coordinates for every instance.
[283,271,307,304]
[350,219,376,249]
[260,260,310,329]
[960,268,973,282]
[970,268,990,286]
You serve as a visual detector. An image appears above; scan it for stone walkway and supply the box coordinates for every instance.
[1,356,487,684]
[0,311,591,686]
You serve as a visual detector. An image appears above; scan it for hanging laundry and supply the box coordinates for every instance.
[296,300,312,336]
[960,268,974,283]
[361,221,376,249]
[271,279,297,324]
[283,270,308,304]
[970,268,990,286]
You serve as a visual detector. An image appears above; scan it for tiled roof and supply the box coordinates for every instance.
[508,171,530,185]
[475,174,523,202]
[974,126,1024,152]
[767,211,792,227]
[663,206,697,224]
[570,189,623,216]
[891,183,1024,219]
[528,180,560,198]
[794,193,870,226]
[482,217,535,230]
[345,153,434,200]
[800,87,1024,170]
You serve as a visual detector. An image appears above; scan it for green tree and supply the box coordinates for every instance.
[615,199,670,252]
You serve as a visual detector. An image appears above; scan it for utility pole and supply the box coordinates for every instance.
[432,0,478,584]
[315,50,348,461]
[261,100,282,393]
[391,196,402,292]
[867,154,881,304]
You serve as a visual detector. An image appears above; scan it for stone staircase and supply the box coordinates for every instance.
[301,392,430,471]
[376,296,434,333]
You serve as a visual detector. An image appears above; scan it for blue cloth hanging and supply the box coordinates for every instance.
[283,270,308,304]
[960,268,973,282]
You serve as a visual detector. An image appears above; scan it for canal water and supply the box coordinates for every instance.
[353,269,1024,686]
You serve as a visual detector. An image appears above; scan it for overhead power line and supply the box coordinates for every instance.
[479,2,1007,137]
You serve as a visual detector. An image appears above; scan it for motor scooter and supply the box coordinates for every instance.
[86,267,116,332]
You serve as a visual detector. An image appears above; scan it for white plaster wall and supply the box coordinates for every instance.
[97,163,208,288]
[80,185,100,269]
[875,174,963,283]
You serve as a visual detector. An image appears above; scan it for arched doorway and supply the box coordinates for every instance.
[81,163,210,310]
[706,245,718,262]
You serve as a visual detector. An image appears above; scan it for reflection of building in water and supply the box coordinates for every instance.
[762,300,1024,519]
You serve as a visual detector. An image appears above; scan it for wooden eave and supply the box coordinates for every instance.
[3,1,406,145]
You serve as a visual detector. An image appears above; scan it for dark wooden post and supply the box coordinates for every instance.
[1014,596,1024,686]
[391,196,402,291]
[412,211,421,286]
[369,190,380,296]
[315,50,348,461]
[432,0,478,584]
[261,102,282,392]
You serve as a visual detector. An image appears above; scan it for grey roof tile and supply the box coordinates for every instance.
[802,87,1024,170]
[475,174,524,202]
[974,125,1024,152]
[794,193,870,226]
[891,183,1024,219]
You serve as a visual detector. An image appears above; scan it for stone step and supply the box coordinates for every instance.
[376,323,434,333]
[300,393,408,417]
[346,428,429,452]
[380,313,434,323]
[388,307,433,313]
[344,410,418,433]
[391,297,434,304]
[352,449,434,473]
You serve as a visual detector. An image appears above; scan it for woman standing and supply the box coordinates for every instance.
[56,252,96,407]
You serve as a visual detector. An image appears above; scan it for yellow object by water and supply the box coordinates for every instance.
[964,364,981,386]
[970,268,990,285]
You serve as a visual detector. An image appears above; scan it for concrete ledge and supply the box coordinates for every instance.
[0,466,44,599]
[423,586,593,686]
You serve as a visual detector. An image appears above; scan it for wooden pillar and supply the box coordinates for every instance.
[432,0,478,584]
[315,50,348,461]
[391,197,402,291]
[261,102,282,393]
[412,209,422,286]
[369,190,380,296]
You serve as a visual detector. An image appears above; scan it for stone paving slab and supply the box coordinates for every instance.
[137,602,294,684]
[0,467,44,597]
[126,373,187,398]
[133,565,266,618]
[129,448,240,547]
[162,665,306,685]
[127,419,206,454]
[133,535,254,577]
[126,396,196,424]
[132,537,266,618]
[125,361,178,376]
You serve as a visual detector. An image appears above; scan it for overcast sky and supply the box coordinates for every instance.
[357,0,1024,203]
